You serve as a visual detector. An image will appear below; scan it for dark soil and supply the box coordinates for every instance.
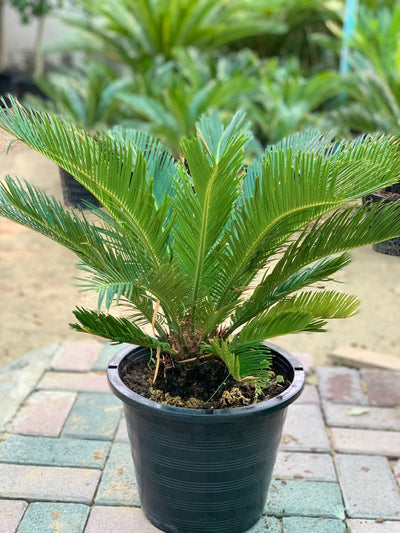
[121,357,290,409]
[378,186,400,199]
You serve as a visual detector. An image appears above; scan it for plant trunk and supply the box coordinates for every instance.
[34,15,45,78]
[0,0,5,71]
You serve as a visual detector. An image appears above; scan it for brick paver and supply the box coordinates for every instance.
[114,418,129,443]
[1,341,400,533]
[84,506,161,533]
[291,352,314,376]
[283,517,346,532]
[62,393,122,441]
[0,344,58,431]
[51,342,101,372]
[347,520,400,532]
[322,402,400,431]
[0,463,100,504]
[264,480,345,519]
[0,500,27,533]
[335,454,400,519]
[92,343,130,371]
[9,390,76,437]
[317,367,367,404]
[395,460,400,487]
[361,368,400,406]
[330,427,400,457]
[248,516,282,532]
[38,371,109,392]
[273,451,336,481]
[17,502,89,533]
[280,403,331,452]
[0,435,110,468]
[295,384,319,404]
[95,443,139,506]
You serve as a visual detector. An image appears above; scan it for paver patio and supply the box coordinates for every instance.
[0,341,399,532]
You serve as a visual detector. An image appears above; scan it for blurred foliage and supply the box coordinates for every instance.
[247,57,340,144]
[115,48,261,155]
[27,0,400,150]
[25,61,129,131]
[47,0,285,67]
[327,5,400,137]
[11,0,64,22]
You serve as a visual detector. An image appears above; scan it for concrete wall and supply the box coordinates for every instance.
[1,3,73,71]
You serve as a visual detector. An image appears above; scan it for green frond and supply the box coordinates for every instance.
[212,133,400,312]
[231,201,400,331]
[201,339,274,386]
[0,98,171,270]
[108,126,177,205]
[71,308,173,352]
[202,339,241,381]
[172,112,250,308]
[229,253,352,332]
[233,311,315,345]
[0,177,111,268]
[233,290,359,345]
[230,343,275,385]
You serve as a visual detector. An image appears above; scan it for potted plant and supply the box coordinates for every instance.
[1,98,400,532]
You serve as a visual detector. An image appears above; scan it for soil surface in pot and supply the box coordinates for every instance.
[121,357,290,409]
[377,187,400,199]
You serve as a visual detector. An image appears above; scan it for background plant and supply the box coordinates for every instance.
[49,0,283,70]
[325,4,400,137]
[25,60,130,131]
[246,57,341,145]
[115,48,260,155]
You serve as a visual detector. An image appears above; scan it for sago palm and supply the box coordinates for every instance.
[1,99,400,387]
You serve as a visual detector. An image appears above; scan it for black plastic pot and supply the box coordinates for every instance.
[59,167,101,209]
[14,75,47,100]
[0,70,17,106]
[363,191,400,256]
[108,343,305,533]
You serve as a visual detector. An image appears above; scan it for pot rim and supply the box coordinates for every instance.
[107,342,305,421]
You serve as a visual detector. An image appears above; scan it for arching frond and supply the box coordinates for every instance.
[71,308,173,352]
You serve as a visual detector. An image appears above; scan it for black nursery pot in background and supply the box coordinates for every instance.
[59,167,102,209]
[0,70,17,106]
[363,187,400,256]
[108,343,305,533]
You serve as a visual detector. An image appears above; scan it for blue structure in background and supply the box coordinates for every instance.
[340,0,359,74]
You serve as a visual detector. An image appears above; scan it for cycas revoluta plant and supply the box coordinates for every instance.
[1,99,400,392]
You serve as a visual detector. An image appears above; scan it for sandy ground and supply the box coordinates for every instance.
[0,130,399,368]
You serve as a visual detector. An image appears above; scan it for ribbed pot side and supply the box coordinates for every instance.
[108,343,305,533]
